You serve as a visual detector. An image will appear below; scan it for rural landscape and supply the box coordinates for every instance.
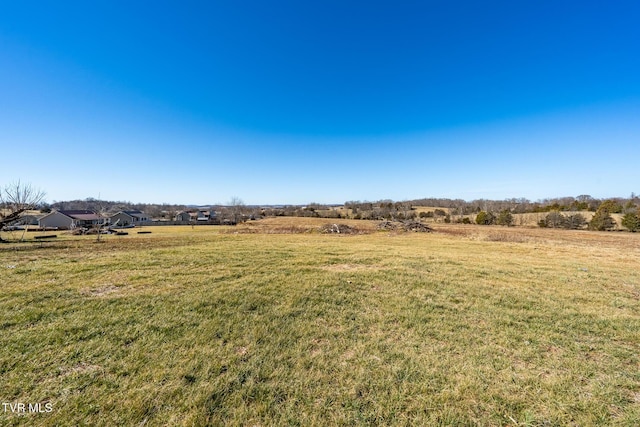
[2,2,640,426]
[1,183,640,425]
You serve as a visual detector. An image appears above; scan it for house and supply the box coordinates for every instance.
[15,214,44,226]
[197,210,216,221]
[38,210,104,230]
[174,211,191,222]
[110,210,149,227]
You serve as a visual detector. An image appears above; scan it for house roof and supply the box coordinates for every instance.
[113,210,146,219]
[123,210,145,216]
[57,210,102,221]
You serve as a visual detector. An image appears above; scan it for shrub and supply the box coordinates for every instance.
[623,200,637,212]
[545,211,566,228]
[320,210,342,219]
[570,200,589,211]
[565,214,586,230]
[496,210,513,226]
[541,212,586,230]
[588,208,616,231]
[475,211,495,225]
[597,200,623,214]
[622,213,640,232]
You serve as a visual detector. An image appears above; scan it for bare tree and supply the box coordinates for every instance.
[229,196,246,224]
[93,199,109,242]
[0,181,46,230]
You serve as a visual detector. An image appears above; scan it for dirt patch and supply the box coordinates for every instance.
[59,363,103,377]
[81,284,120,297]
[309,338,328,358]
[481,232,530,243]
[321,263,381,272]
[342,350,356,361]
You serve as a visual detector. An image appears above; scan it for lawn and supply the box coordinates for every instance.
[1,219,639,425]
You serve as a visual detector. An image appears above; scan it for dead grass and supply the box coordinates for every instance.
[0,219,639,425]
[232,217,379,234]
[512,211,627,228]
[432,222,640,250]
[80,284,122,298]
[320,263,383,272]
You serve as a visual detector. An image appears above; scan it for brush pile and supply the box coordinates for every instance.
[377,220,432,233]
[319,223,358,234]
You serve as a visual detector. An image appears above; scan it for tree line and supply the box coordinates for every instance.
[2,181,640,232]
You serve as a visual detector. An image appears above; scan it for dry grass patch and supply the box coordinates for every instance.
[0,225,639,425]
[234,216,379,234]
[80,284,121,298]
[320,263,383,272]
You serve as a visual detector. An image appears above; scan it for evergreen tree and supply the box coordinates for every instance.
[597,199,623,214]
[588,204,616,231]
[496,209,513,226]
[565,213,587,230]
[621,212,640,232]
[545,211,566,228]
[475,211,495,225]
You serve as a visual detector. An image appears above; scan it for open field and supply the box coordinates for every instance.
[1,218,639,425]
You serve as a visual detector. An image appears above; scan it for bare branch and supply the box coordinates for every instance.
[0,180,46,212]
[1,181,47,231]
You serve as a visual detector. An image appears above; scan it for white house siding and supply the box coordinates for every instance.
[111,212,135,226]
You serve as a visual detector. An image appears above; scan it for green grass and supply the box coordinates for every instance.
[1,223,639,425]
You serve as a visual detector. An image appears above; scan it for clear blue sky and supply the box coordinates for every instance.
[1,1,639,205]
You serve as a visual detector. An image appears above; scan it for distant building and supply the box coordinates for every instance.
[197,210,216,221]
[16,214,44,226]
[110,210,149,227]
[174,211,191,222]
[38,210,103,230]
[174,210,216,223]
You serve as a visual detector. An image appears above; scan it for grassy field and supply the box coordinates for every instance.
[1,218,639,425]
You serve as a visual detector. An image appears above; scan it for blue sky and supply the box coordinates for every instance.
[1,1,639,205]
